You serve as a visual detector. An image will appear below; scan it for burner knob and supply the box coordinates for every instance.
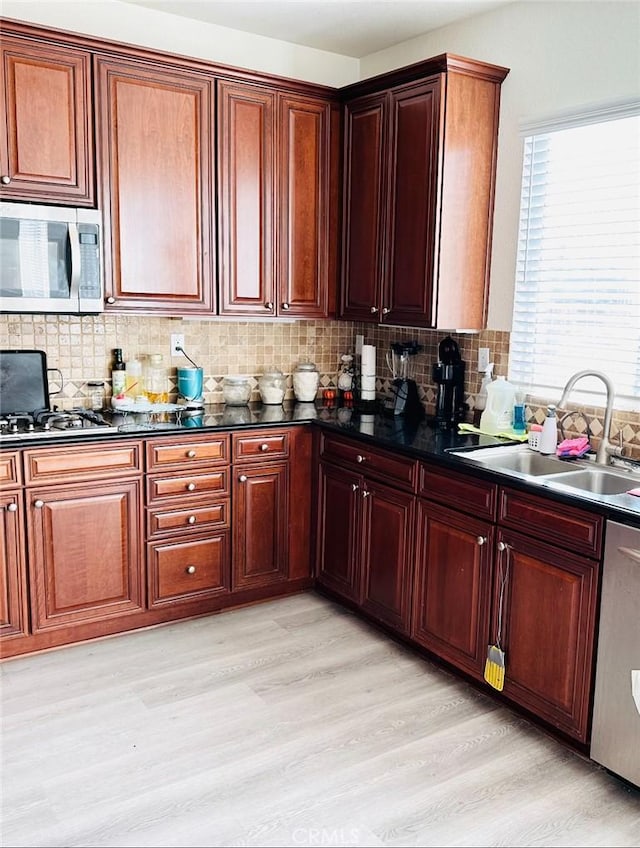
[69,418,83,428]
[27,423,35,431]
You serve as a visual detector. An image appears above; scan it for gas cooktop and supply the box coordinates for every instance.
[0,409,117,443]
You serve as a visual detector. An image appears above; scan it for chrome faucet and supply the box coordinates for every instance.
[558,370,619,465]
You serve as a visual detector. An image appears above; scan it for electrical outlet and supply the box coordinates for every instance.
[478,347,490,372]
[170,333,185,357]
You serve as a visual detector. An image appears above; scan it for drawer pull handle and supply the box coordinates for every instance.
[477,536,487,546]
[281,302,290,310]
[362,490,371,498]
[106,296,116,304]
[7,503,17,512]
[186,483,196,491]
[497,541,510,552]
[188,515,197,524]
[370,306,379,314]
[260,443,269,451]
[239,474,248,482]
[356,454,365,463]
[186,450,197,458]
[34,500,44,509]
[186,565,196,575]
[1,175,11,185]
[264,301,274,310]
[382,307,390,315]
[351,483,359,492]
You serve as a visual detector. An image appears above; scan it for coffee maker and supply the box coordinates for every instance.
[432,336,467,428]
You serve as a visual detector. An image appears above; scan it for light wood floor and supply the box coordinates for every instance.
[2,592,639,848]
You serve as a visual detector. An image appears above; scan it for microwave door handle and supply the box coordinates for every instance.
[68,222,81,305]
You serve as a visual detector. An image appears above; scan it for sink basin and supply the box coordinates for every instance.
[545,468,639,496]
[450,445,573,476]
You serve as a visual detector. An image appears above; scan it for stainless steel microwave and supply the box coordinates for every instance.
[0,202,103,314]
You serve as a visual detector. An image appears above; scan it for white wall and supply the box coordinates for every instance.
[361,1,640,328]
[3,1,639,329]
[1,0,359,86]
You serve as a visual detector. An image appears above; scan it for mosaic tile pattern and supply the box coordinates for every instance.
[1,315,638,458]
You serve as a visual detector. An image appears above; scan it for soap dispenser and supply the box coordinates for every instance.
[539,404,558,454]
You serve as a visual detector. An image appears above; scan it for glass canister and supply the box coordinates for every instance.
[293,360,320,403]
[222,375,252,405]
[258,368,287,405]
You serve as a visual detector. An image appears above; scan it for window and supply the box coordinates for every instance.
[508,104,640,410]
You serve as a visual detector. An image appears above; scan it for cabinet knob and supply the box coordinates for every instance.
[260,443,269,452]
[186,482,196,491]
[370,306,379,314]
[356,454,365,463]
[1,175,11,185]
[497,541,510,552]
[264,302,274,310]
[188,515,197,525]
[34,500,44,509]
[281,302,290,310]
[106,296,116,304]
[239,474,248,482]
[6,503,17,512]
[351,483,359,492]
[186,450,197,458]
[382,307,390,315]
[362,489,371,498]
[477,536,487,546]
[186,565,196,574]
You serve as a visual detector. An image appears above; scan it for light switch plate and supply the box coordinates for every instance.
[478,347,490,372]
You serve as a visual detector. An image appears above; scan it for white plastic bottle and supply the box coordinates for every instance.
[473,362,494,427]
[539,404,559,454]
[480,375,517,434]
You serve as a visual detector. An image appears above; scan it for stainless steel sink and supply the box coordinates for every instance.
[545,468,639,495]
[449,445,573,476]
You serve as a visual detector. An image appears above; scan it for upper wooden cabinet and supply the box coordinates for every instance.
[95,57,215,314]
[218,81,339,318]
[0,36,94,204]
[340,55,509,329]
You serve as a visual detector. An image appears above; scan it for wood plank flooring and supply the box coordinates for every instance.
[2,592,639,847]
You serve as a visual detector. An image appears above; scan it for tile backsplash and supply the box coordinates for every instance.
[2,314,639,458]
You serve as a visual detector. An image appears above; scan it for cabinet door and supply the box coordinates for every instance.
[27,480,144,632]
[339,92,387,322]
[412,500,493,681]
[492,529,599,742]
[218,81,276,316]
[0,38,93,204]
[383,78,442,326]
[0,491,29,641]
[360,480,415,634]
[96,58,214,313]
[316,462,362,603]
[277,93,333,317]
[232,462,288,590]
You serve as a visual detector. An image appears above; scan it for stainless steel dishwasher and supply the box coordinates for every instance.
[590,520,640,788]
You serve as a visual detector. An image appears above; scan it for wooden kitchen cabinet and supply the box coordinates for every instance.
[23,441,145,633]
[218,81,339,318]
[491,490,602,742]
[95,56,215,314]
[145,433,231,607]
[340,56,509,329]
[0,451,28,644]
[0,36,94,204]
[316,433,417,634]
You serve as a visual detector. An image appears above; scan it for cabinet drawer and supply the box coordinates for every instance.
[0,451,22,486]
[147,469,228,504]
[146,434,229,471]
[232,430,289,462]
[24,440,143,485]
[147,532,231,606]
[147,499,230,538]
[319,432,417,491]
[419,462,498,521]
[499,487,603,559]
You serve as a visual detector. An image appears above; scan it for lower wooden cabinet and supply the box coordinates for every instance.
[0,490,28,641]
[412,500,494,681]
[316,460,415,634]
[26,479,145,632]
[147,532,231,607]
[491,527,599,742]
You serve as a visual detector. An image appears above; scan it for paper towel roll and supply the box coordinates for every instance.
[360,373,375,400]
[361,344,376,377]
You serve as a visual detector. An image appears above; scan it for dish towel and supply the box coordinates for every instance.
[457,422,529,442]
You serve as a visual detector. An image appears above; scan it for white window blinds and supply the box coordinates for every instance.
[509,107,640,410]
